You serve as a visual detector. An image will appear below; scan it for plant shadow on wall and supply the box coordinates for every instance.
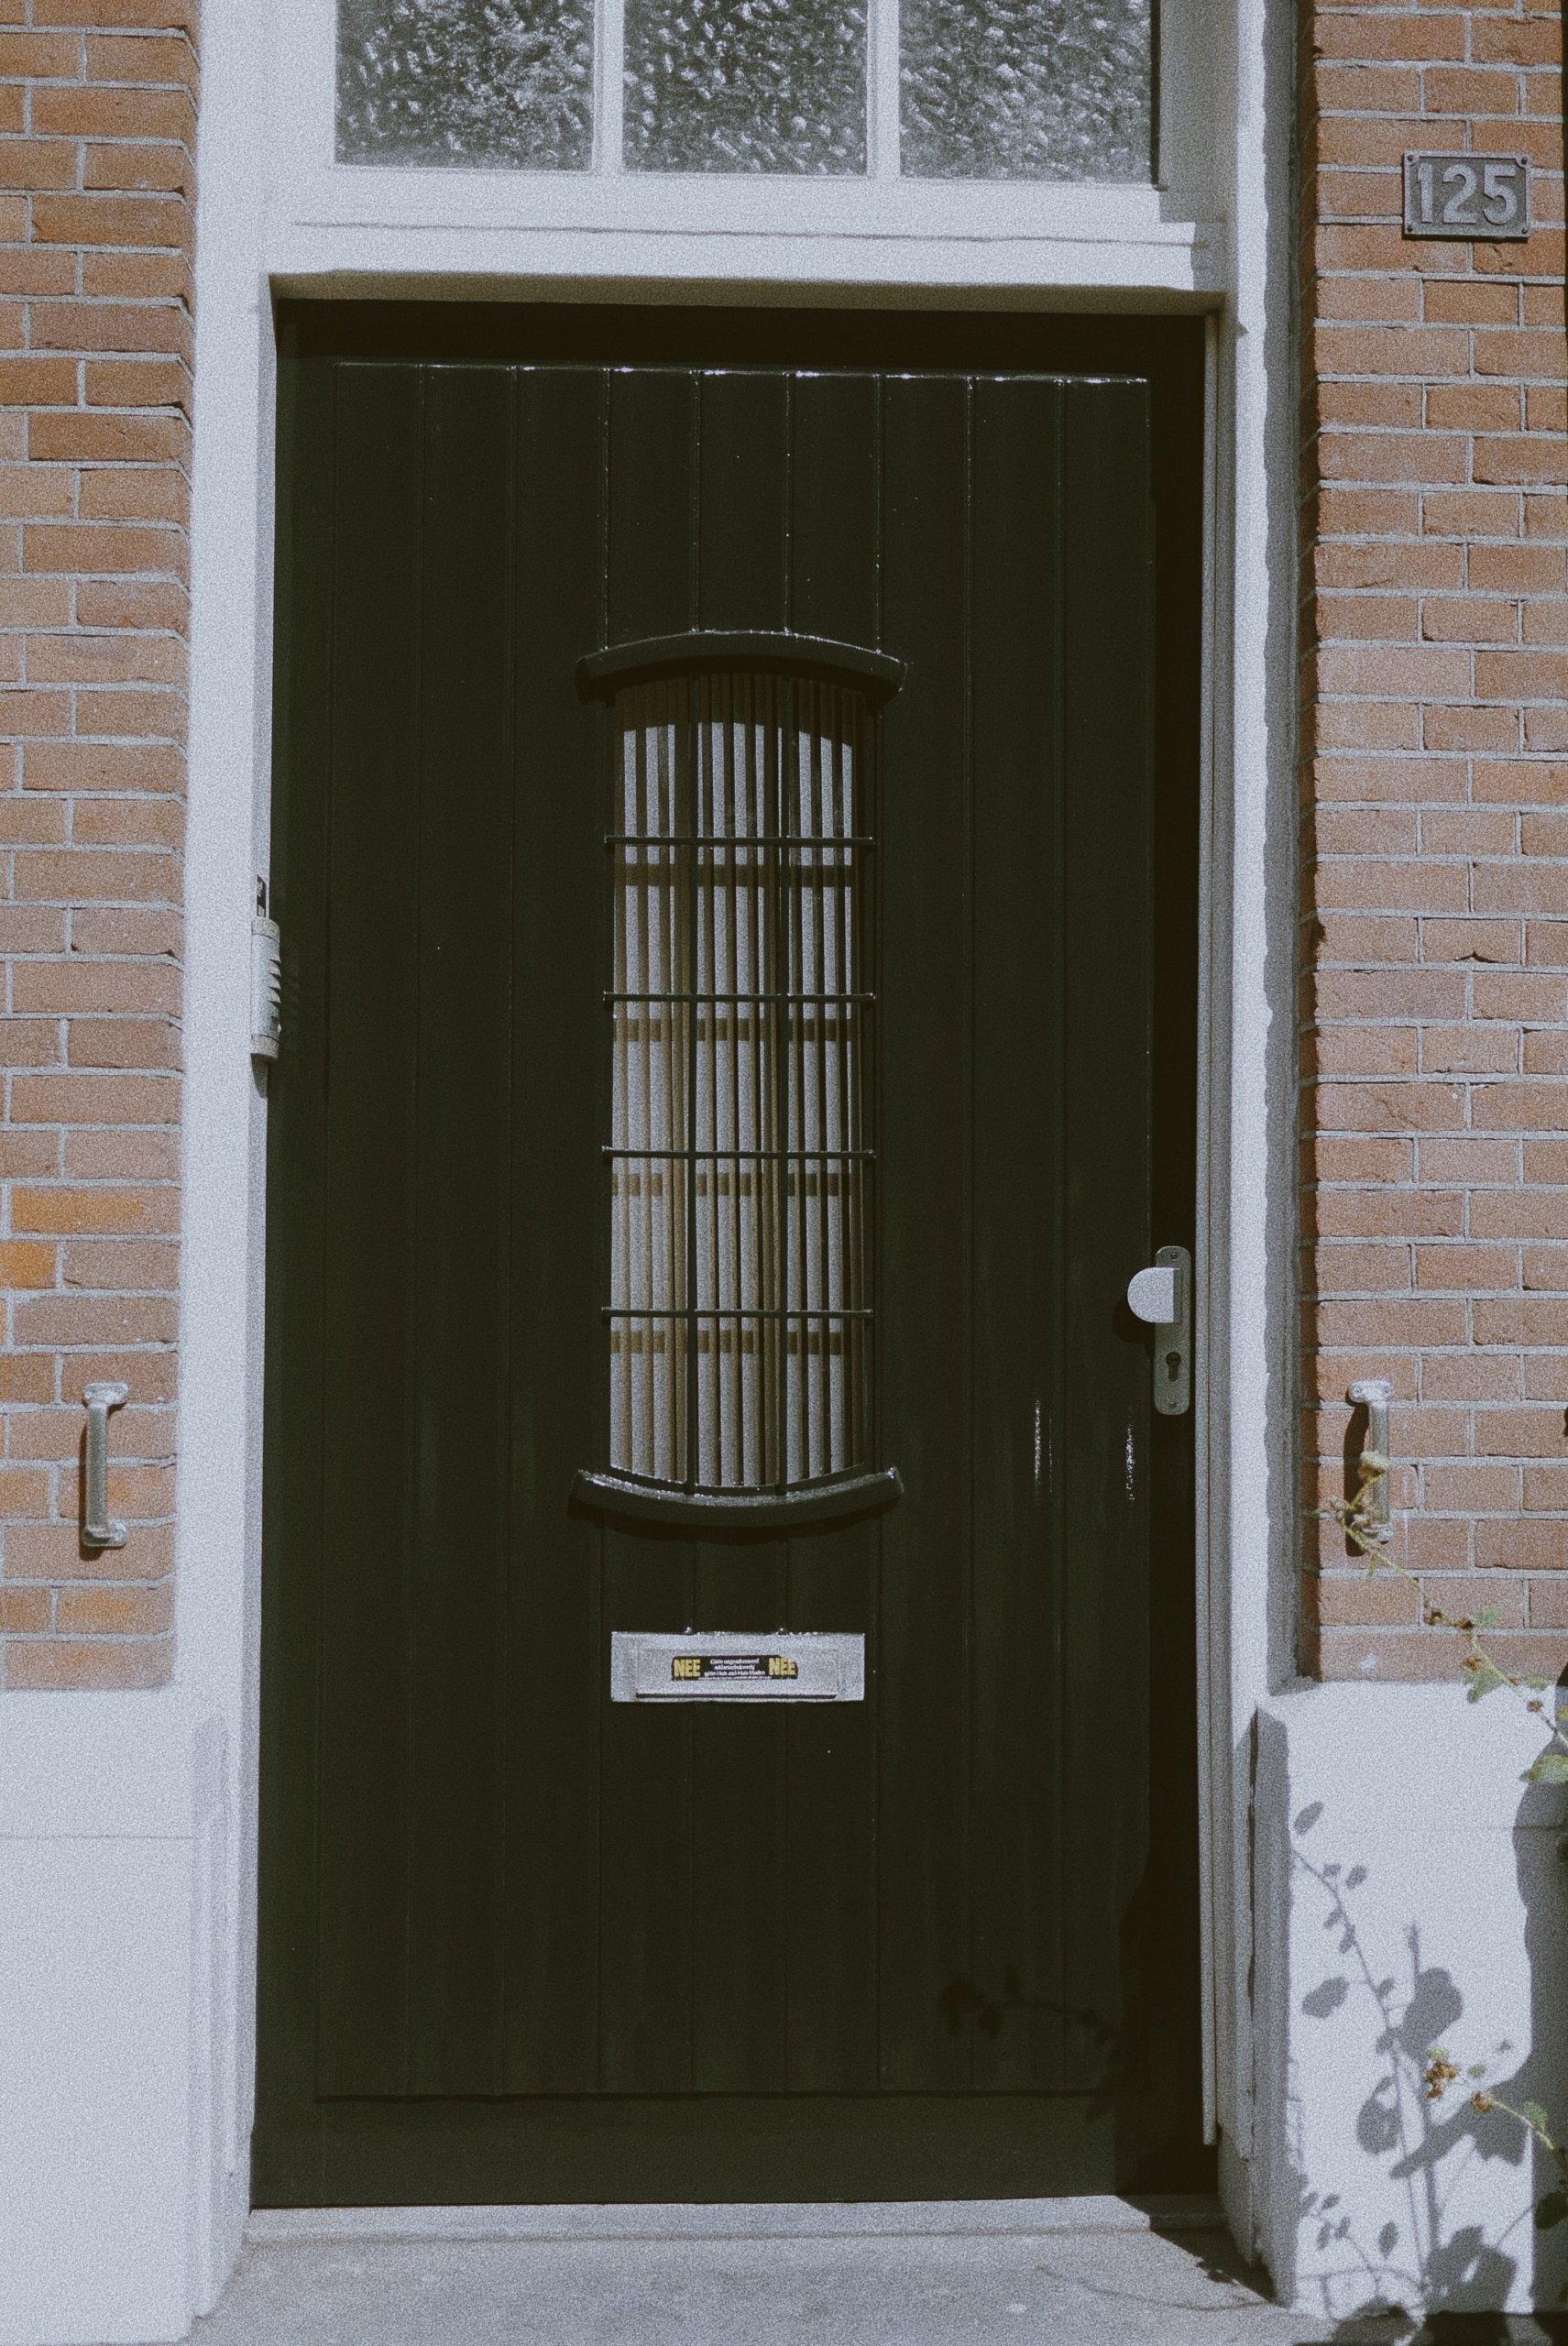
[1288,1454,1568,2334]
[1292,1803,1546,2326]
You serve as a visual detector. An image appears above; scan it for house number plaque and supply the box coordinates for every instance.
[610,1629,865,1702]
[1403,152,1530,240]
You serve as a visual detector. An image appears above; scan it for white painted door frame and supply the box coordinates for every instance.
[174,0,1295,2261]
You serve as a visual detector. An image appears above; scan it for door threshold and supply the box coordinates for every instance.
[247,2195,1225,2245]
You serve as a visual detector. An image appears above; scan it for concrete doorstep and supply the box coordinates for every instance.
[173,2199,1554,2346]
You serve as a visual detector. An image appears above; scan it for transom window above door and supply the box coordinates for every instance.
[335,0,1154,180]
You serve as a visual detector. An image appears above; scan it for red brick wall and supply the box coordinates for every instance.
[0,0,193,1691]
[3,0,1563,1688]
[1300,0,1568,1672]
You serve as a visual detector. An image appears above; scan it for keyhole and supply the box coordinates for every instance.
[1166,1351,1181,1381]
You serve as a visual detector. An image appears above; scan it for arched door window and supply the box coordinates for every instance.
[574,633,905,1528]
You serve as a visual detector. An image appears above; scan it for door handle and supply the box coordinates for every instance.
[82,1380,128,1550]
[1126,1246,1191,1417]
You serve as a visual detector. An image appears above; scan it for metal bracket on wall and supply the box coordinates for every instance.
[1126,1244,1192,1417]
[1348,1376,1392,1533]
[82,1380,128,1550]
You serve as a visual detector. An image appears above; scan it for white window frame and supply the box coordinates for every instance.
[267,0,1223,296]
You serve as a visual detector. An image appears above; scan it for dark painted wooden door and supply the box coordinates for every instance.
[257,307,1206,2208]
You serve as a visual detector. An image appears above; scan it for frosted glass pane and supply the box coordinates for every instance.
[900,0,1152,181]
[337,0,594,168]
[625,0,866,173]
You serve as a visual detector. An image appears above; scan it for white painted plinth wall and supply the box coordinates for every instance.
[6,1678,1567,2339]
[0,1697,234,2346]
[1251,1683,1568,2319]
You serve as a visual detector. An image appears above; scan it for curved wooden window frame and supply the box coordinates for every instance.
[577,630,906,702]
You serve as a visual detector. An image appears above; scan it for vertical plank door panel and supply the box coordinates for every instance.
[696,367,788,630]
[314,364,425,2096]
[404,365,516,2094]
[968,376,1069,2092]
[597,364,700,2094]
[503,367,612,2095]
[782,368,882,2093]
[1058,379,1157,2093]
[874,374,973,2091]
[689,367,793,2092]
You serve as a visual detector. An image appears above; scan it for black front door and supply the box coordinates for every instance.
[257,305,1206,2208]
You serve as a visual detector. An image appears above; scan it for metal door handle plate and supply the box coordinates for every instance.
[1126,1246,1192,1417]
[82,1380,128,1550]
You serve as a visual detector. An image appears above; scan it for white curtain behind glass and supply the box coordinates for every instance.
[609,673,869,1493]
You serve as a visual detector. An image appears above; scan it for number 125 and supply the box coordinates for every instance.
[1413,158,1522,230]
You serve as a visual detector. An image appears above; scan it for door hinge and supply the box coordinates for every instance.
[251,875,281,1063]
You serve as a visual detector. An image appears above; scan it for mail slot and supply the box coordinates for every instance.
[610,1630,865,1702]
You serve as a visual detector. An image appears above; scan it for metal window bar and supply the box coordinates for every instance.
[606,1146,873,1158]
[607,833,874,848]
[607,670,872,1496]
[606,991,875,1004]
[605,1308,874,1321]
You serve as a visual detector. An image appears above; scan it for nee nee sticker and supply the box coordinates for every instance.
[671,1653,799,1682]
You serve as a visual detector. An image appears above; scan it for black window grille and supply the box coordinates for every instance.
[572,635,904,1529]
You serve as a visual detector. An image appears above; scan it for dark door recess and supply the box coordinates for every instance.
[257,305,1207,2208]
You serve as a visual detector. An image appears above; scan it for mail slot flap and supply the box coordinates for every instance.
[610,1629,865,1702]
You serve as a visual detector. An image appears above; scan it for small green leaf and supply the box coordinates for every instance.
[1523,1754,1568,1784]
[1467,1665,1508,1703]
[1522,2102,1552,2132]
[1475,1609,1503,1630]
[1468,2066,1487,2079]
